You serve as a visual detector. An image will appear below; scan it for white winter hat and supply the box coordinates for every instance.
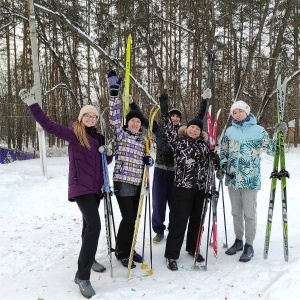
[230,101,250,116]
[78,105,99,122]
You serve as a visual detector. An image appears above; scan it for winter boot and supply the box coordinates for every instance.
[119,258,136,269]
[92,260,106,273]
[166,258,178,271]
[133,252,144,263]
[239,243,254,262]
[188,252,205,262]
[74,277,96,299]
[153,232,164,244]
[225,238,243,255]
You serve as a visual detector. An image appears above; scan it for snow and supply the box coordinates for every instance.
[1,148,300,300]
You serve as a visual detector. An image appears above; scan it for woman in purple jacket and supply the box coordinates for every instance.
[19,89,112,299]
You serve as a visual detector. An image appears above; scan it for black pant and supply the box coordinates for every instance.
[75,194,101,280]
[115,195,140,259]
[164,187,205,259]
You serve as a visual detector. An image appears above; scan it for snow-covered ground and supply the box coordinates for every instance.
[1,147,300,300]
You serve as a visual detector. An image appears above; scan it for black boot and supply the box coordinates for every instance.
[239,243,254,262]
[225,238,243,255]
[133,252,144,263]
[119,258,136,268]
[188,252,205,262]
[166,258,178,271]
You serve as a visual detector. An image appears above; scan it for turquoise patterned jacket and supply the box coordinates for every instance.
[220,114,276,190]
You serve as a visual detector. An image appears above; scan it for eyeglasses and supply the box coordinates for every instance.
[83,114,98,120]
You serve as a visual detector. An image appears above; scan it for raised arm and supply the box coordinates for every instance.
[107,70,123,141]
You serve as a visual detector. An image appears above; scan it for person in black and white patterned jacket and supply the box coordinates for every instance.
[159,92,210,271]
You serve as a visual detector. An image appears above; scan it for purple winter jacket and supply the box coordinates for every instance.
[29,103,112,201]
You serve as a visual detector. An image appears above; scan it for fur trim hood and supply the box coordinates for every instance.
[178,125,208,141]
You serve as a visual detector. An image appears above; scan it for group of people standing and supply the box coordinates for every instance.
[19,69,287,298]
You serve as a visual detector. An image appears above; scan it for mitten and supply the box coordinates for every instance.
[143,155,154,167]
[19,88,36,106]
[159,92,169,116]
[216,169,225,180]
[275,122,288,135]
[107,70,122,96]
[98,144,113,156]
[201,88,212,100]
[129,101,140,111]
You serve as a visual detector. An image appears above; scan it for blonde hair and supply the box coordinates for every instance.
[73,121,90,149]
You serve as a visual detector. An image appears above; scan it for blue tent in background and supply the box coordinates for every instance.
[0,147,35,164]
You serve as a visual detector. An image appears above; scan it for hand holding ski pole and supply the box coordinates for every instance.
[143,155,154,166]
[107,70,122,96]
[99,144,113,156]
[274,122,288,135]
[19,88,36,106]
[210,151,220,169]
[216,169,225,180]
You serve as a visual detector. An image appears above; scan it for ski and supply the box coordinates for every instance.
[278,76,289,262]
[123,34,132,125]
[99,115,116,277]
[210,108,221,258]
[263,75,289,261]
[126,105,160,278]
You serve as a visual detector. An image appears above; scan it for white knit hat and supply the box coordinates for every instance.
[78,105,99,122]
[230,101,250,116]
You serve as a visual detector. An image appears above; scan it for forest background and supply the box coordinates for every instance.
[0,0,299,155]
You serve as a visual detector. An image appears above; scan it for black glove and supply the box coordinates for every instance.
[107,70,122,96]
[210,151,220,169]
[216,169,225,180]
[159,92,169,116]
[143,155,154,166]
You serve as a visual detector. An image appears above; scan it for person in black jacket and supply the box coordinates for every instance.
[129,89,211,244]
[159,93,210,271]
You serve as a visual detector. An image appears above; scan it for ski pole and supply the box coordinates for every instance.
[147,185,153,275]
[202,195,213,271]
[141,186,148,269]
[219,180,228,248]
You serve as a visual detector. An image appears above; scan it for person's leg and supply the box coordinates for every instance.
[75,194,101,280]
[164,187,194,259]
[167,170,175,229]
[152,167,168,234]
[241,189,258,245]
[228,187,244,240]
[185,189,205,253]
[115,195,140,259]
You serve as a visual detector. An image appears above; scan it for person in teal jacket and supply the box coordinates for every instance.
[219,100,287,262]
